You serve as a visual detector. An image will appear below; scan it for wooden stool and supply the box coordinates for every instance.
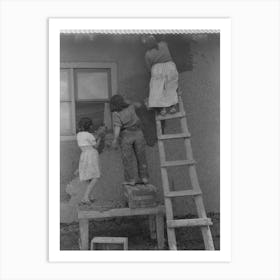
[90,237,128,250]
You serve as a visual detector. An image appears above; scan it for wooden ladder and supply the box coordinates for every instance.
[155,94,215,250]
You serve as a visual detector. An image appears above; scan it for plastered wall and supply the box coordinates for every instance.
[60,34,220,219]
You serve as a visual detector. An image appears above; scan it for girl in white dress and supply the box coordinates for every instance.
[77,117,101,204]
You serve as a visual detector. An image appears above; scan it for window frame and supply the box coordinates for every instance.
[60,62,117,141]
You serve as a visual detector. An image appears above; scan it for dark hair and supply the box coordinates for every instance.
[141,35,158,50]
[78,117,93,132]
[109,94,129,112]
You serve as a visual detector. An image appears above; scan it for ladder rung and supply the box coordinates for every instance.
[156,112,186,121]
[167,218,212,228]
[158,132,190,140]
[165,190,202,198]
[161,159,196,167]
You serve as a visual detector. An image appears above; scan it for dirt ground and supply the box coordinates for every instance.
[60,213,220,250]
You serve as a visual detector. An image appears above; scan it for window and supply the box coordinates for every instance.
[60,69,74,135]
[60,63,117,140]
[75,69,109,100]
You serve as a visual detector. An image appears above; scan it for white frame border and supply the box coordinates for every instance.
[49,18,231,262]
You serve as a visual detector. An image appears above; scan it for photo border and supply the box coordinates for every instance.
[49,18,231,262]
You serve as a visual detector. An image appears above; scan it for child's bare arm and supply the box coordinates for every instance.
[124,98,143,109]
[90,135,101,149]
[113,126,120,140]
[91,125,106,148]
[94,137,101,148]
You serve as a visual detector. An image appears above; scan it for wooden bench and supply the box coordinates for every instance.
[78,205,166,250]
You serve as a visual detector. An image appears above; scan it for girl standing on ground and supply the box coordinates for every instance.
[77,117,102,204]
[142,35,179,116]
[110,94,149,185]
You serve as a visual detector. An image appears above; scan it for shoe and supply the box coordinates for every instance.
[79,200,92,206]
[169,105,177,114]
[123,180,136,186]
[141,177,149,184]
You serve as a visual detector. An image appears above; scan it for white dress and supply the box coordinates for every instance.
[149,61,178,108]
[77,132,101,181]
[145,41,179,108]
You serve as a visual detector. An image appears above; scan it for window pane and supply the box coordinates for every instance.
[60,102,72,135]
[60,69,71,101]
[76,102,105,131]
[76,70,109,100]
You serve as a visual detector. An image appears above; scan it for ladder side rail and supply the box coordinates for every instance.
[161,166,177,250]
[156,119,177,250]
[179,97,215,250]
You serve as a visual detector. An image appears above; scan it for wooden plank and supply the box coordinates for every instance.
[165,189,202,198]
[201,227,215,250]
[156,213,165,249]
[60,62,117,70]
[79,219,89,250]
[78,205,165,219]
[123,238,128,250]
[161,159,196,167]
[149,216,157,240]
[91,237,128,243]
[193,195,215,250]
[161,167,177,250]
[157,141,166,163]
[167,218,212,228]
[156,120,163,137]
[132,195,156,201]
[156,111,185,121]
[178,95,185,113]
[158,132,191,140]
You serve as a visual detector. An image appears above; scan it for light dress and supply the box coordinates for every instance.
[77,131,100,181]
[145,41,179,108]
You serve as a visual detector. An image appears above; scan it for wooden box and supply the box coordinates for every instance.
[123,184,158,209]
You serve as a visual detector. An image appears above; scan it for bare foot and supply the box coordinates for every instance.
[141,178,149,184]
[169,105,177,114]
[160,108,167,116]
[80,197,91,204]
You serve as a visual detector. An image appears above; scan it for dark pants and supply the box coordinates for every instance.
[120,129,148,182]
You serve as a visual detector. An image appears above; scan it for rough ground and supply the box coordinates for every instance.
[60,213,220,250]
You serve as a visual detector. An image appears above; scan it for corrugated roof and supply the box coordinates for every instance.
[60,29,219,34]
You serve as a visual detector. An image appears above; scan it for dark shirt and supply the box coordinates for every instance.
[145,41,173,69]
[112,105,140,130]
